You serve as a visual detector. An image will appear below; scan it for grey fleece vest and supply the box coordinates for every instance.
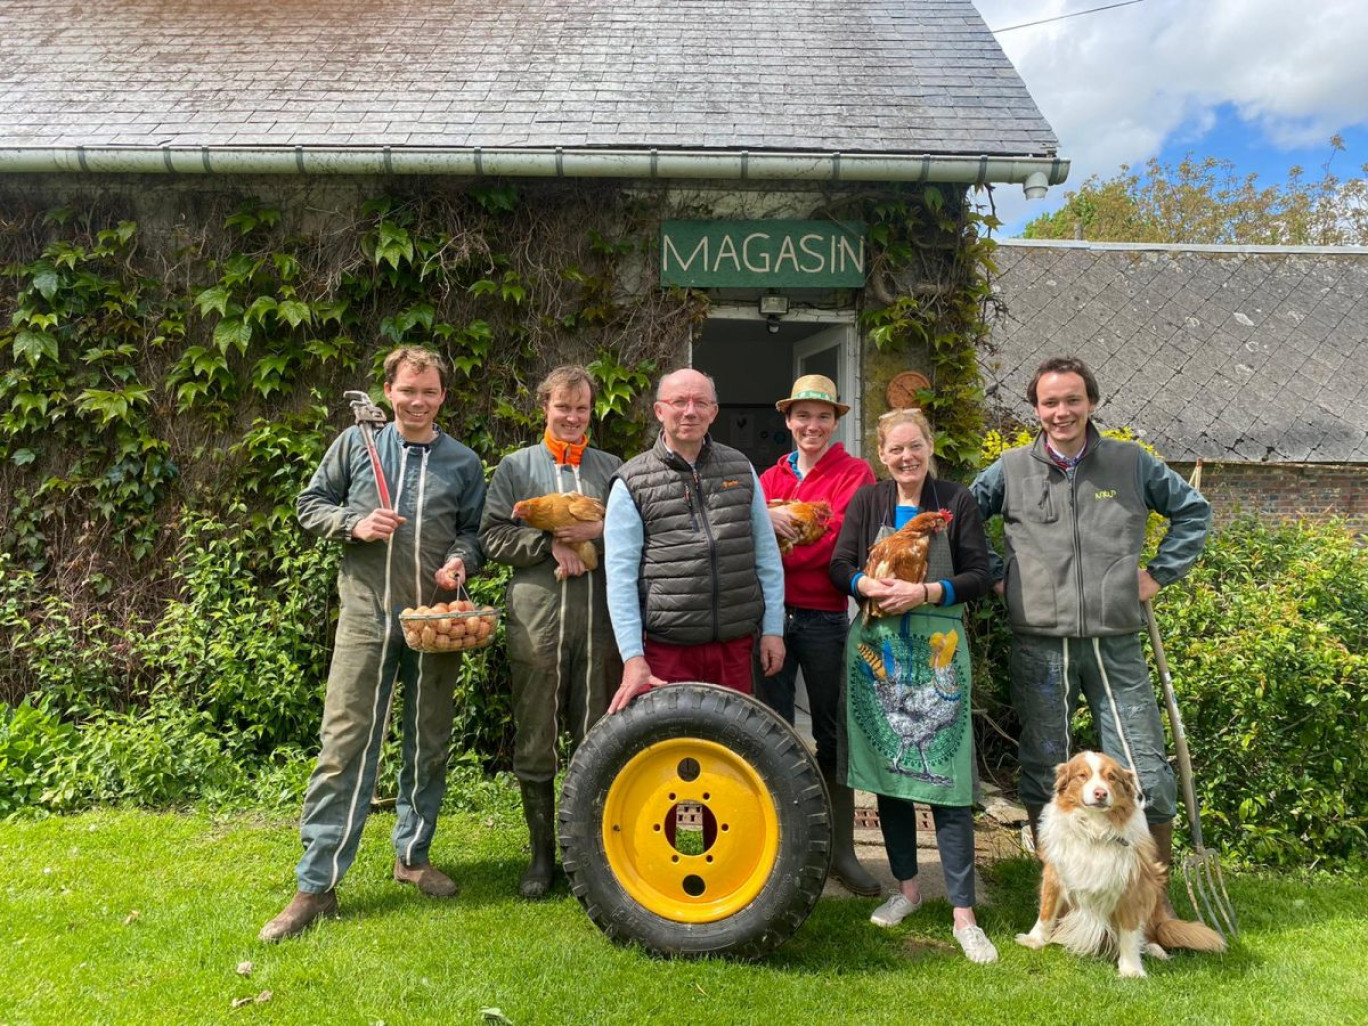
[616,436,764,645]
[1000,436,1149,637]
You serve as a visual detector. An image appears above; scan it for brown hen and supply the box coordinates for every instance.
[861,509,953,622]
[511,491,606,571]
[766,499,833,555]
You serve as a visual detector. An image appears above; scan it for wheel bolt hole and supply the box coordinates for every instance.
[677,757,701,782]
[682,875,706,897]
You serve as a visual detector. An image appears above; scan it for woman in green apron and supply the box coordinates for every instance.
[829,409,998,964]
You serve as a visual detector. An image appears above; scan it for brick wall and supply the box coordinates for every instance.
[1170,461,1368,528]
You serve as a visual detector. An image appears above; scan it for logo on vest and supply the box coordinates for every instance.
[1094,489,1117,500]
[722,479,741,488]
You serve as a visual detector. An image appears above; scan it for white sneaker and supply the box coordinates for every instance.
[870,893,923,927]
[953,924,1000,964]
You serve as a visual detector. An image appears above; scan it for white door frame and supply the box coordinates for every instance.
[694,304,862,456]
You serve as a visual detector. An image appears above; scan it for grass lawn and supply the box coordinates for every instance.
[1,805,1364,1025]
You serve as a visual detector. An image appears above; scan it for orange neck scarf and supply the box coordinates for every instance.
[544,429,588,466]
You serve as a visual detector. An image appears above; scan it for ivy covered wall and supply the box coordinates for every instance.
[0,172,997,773]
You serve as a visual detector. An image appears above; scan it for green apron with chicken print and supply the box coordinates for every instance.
[844,527,974,806]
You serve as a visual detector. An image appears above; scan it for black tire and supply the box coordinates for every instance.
[558,682,831,960]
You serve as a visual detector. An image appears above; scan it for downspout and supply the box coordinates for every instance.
[0,145,1068,188]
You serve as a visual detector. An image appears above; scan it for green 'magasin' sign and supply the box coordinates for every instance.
[660,220,867,288]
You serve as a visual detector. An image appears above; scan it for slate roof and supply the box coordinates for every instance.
[0,0,1058,156]
[983,240,1368,464]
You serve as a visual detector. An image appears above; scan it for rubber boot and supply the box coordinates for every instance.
[1149,819,1174,870]
[518,779,557,900]
[1149,818,1177,916]
[823,770,882,897]
[1025,803,1044,858]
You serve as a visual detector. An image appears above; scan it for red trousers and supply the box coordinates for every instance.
[643,635,754,694]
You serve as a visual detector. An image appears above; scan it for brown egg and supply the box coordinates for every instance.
[420,625,436,647]
[449,617,468,638]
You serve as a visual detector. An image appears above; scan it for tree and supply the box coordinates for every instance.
[1023,137,1368,245]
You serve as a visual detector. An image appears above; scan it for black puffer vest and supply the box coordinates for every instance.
[615,434,764,644]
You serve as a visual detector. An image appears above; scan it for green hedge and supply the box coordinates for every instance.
[971,515,1367,870]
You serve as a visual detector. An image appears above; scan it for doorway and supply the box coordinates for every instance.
[691,307,859,474]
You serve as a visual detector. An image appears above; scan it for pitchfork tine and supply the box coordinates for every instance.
[1145,600,1239,941]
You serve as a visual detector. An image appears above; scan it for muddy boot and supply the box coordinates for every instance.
[393,860,459,897]
[518,778,557,900]
[823,770,882,897]
[258,890,338,943]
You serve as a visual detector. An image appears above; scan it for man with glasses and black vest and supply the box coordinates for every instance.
[603,368,786,713]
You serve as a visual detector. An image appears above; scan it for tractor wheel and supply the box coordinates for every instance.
[558,682,831,960]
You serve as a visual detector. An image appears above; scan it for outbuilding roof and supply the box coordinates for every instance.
[983,240,1368,464]
[0,0,1058,159]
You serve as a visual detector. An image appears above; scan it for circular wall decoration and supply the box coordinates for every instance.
[886,371,931,409]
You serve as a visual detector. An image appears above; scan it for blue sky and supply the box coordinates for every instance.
[971,0,1368,236]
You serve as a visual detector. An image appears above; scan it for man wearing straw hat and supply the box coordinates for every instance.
[259,346,486,942]
[757,373,881,897]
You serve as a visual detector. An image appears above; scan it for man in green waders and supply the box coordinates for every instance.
[259,347,486,942]
[479,365,623,898]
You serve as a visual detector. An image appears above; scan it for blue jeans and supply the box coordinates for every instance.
[755,606,850,774]
[1011,632,1177,824]
[877,796,976,907]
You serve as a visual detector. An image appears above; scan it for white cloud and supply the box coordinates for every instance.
[971,0,1368,232]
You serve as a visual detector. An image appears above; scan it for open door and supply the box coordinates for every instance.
[793,323,859,453]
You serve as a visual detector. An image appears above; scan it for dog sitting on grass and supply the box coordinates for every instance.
[1016,751,1226,978]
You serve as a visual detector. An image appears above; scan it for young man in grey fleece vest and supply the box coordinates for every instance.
[971,355,1211,876]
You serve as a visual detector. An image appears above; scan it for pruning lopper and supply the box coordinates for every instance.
[344,389,392,510]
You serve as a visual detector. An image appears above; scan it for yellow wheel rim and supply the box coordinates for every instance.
[602,737,780,924]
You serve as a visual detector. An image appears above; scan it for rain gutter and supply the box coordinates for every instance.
[0,145,1068,188]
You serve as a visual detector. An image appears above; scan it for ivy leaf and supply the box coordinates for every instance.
[213,317,253,354]
[31,263,61,301]
[273,252,300,280]
[313,300,349,325]
[375,222,414,270]
[13,329,58,365]
[276,299,311,328]
[75,385,153,425]
[195,285,232,318]
[244,296,278,325]
[11,392,50,418]
[10,448,36,466]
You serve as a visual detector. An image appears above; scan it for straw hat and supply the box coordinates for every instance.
[775,374,850,417]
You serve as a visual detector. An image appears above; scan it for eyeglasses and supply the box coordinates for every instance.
[660,397,717,412]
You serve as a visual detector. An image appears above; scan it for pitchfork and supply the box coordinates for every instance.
[344,389,392,509]
[1144,599,1240,941]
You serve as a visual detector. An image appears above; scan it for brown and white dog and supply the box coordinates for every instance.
[1016,751,1226,977]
